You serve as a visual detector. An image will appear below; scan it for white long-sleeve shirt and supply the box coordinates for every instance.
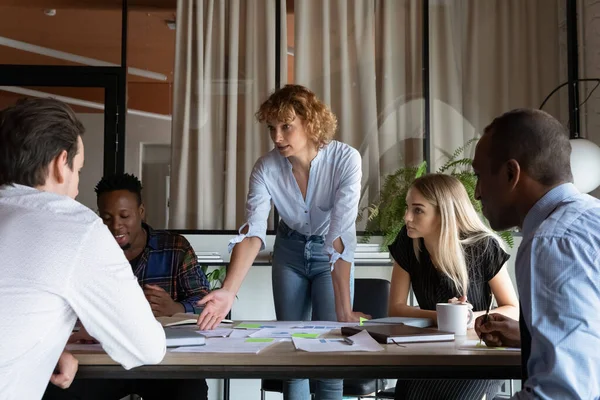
[0,185,166,400]
[230,140,362,266]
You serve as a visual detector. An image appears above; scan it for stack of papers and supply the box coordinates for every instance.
[196,251,224,263]
[354,243,391,263]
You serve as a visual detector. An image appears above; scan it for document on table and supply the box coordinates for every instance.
[170,338,278,354]
[292,330,384,352]
[195,328,233,338]
[249,328,329,339]
[458,340,520,352]
[234,321,355,330]
[234,321,297,329]
[158,313,233,327]
[291,322,357,329]
[228,329,259,338]
[161,325,233,338]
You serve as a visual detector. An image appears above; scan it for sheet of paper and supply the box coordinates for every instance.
[65,343,104,352]
[234,321,353,330]
[292,330,384,353]
[249,328,328,339]
[170,338,277,353]
[234,321,296,329]
[163,319,197,327]
[228,329,259,338]
[291,322,356,329]
[195,328,233,338]
[458,340,520,352]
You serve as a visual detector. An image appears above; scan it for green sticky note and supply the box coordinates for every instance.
[359,317,369,326]
[236,323,263,329]
[246,338,274,343]
[292,333,319,339]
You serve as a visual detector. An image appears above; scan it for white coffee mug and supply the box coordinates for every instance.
[436,303,474,336]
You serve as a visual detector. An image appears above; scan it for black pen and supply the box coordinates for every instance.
[343,337,354,346]
[484,292,494,324]
[480,292,494,345]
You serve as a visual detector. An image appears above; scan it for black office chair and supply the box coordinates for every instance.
[342,278,390,399]
[260,278,392,400]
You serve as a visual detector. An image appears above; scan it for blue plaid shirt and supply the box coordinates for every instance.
[130,224,209,314]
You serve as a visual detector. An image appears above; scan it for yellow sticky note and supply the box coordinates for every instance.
[292,333,319,339]
[359,317,369,326]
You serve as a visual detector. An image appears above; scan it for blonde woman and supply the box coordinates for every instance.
[388,174,518,400]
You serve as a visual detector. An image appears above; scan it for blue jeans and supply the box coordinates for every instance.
[272,222,354,400]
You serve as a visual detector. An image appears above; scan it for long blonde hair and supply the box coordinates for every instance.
[410,174,504,296]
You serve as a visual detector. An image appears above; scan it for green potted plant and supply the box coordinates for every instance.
[361,139,514,248]
[200,265,227,290]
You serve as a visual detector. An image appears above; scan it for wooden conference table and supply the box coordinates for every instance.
[72,321,521,381]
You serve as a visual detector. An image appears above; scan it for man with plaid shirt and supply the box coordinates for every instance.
[95,173,210,317]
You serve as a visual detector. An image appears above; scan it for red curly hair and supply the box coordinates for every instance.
[255,84,338,147]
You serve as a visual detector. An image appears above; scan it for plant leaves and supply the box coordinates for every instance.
[360,139,514,248]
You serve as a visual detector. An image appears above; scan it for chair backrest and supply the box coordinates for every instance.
[353,278,390,319]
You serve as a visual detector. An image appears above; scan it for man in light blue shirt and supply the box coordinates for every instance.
[472,108,600,399]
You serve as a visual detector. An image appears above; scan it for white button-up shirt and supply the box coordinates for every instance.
[230,140,362,266]
[0,185,166,400]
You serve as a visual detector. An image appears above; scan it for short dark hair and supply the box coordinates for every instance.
[95,173,144,205]
[0,98,85,187]
[484,108,573,186]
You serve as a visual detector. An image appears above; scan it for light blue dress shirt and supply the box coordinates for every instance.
[229,140,362,266]
[514,183,600,399]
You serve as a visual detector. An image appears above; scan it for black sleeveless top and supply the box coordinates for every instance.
[388,226,510,312]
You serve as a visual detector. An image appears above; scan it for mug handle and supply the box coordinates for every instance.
[466,308,474,326]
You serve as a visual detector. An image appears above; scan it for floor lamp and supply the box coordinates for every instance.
[539,79,600,194]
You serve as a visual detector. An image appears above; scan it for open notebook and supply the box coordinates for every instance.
[341,324,454,344]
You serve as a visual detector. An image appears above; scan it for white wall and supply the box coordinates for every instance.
[75,113,172,211]
[76,114,104,211]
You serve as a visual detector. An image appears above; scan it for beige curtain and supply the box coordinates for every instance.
[293,0,567,191]
[169,0,287,229]
[170,0,570,229]
[429,0,567,169]
[294,0,424,223]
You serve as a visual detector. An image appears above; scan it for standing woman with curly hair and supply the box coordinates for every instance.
[197,84,369,400]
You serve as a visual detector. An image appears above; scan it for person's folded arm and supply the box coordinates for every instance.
[388,262,437,320]
[66,220,166,369]
[476,266,519,320]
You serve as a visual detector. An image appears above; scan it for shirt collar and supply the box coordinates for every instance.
[283,142,328,169]
[0,184,39,196]
[142,222,158,250]
[522,183,580,236]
